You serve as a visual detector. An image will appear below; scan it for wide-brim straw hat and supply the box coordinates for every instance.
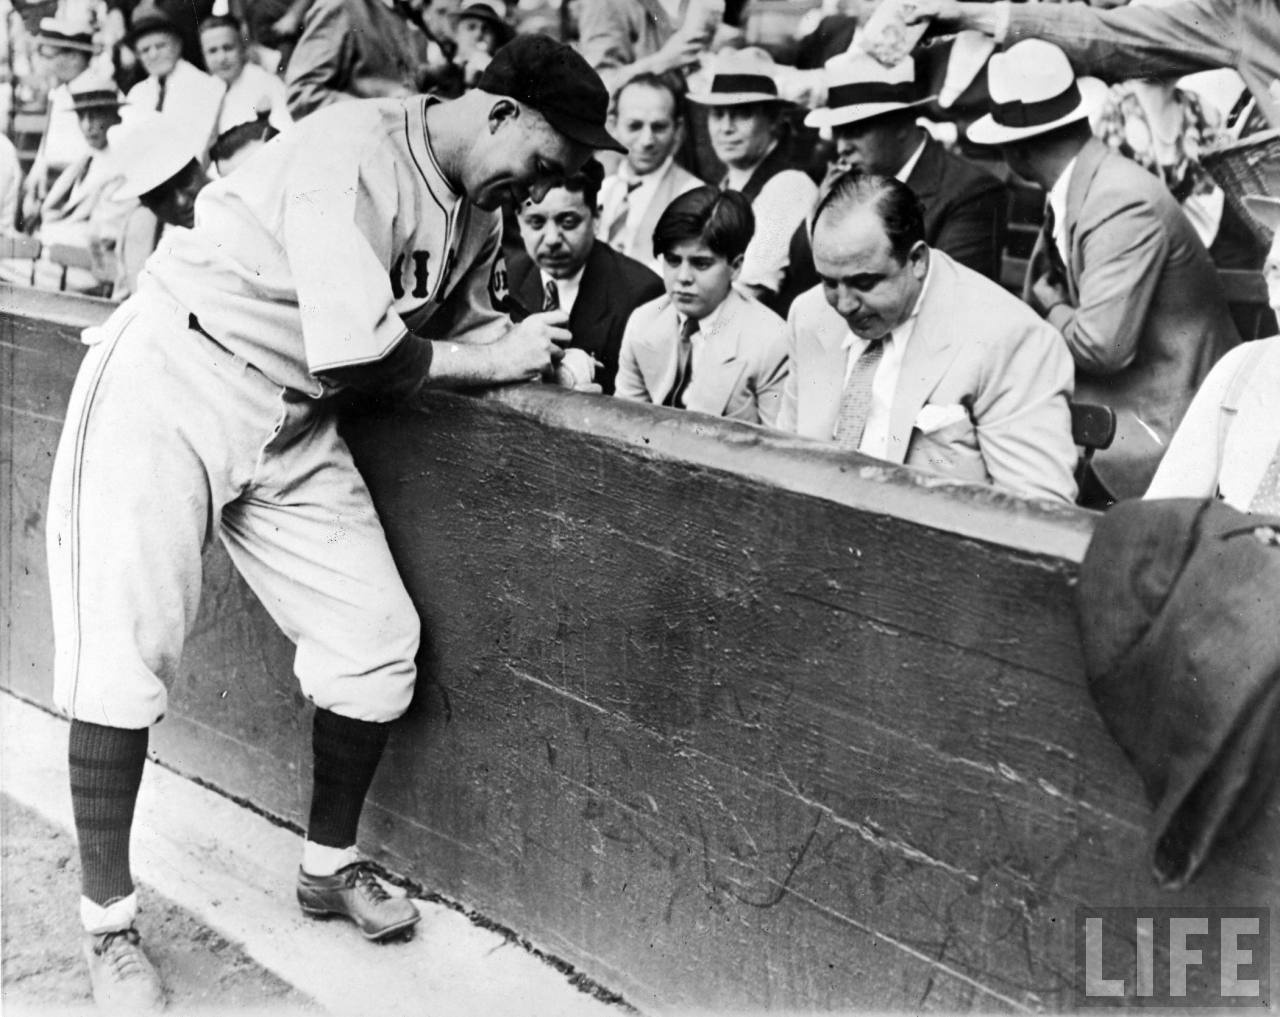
[34,16,99,54]
[968,39,1090,146]
[804,48,936,130]
[688,50,793,108]
[70,78,123,112]
[109,112,204,200]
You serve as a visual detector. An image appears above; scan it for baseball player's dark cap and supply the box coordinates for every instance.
[477,34,626,154]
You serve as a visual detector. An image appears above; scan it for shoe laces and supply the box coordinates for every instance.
[93,927,149,979]
[339,862,392,903]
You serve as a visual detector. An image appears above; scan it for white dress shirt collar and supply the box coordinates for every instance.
[540,261,587,316]
[838,256,934,457]
[895,135,928,184]
[1047,154,1078,264]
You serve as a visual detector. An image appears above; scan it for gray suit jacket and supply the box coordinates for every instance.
[782,250,1078,504]
[600,159,705,268]
[1031,137,1239,497]
[616,288,790,427]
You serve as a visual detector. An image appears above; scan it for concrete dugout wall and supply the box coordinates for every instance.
[3,285,1277,1013]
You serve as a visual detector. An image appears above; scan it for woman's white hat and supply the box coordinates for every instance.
[968,39,1091,146]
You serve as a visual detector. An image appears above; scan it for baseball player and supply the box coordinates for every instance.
[45,33,623,1013]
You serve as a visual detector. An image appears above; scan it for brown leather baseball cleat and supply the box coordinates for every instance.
[296,861,420,941]
[83,926,166,1013]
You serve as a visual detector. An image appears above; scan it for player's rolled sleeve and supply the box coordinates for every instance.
[281,137,408,374]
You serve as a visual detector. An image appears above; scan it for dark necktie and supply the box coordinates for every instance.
[155,75,167,112]
[833,338,886,451]
[543,279,559,312]
[664,317,699,408]
[1041,202,1069,285]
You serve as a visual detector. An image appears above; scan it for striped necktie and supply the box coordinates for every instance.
[605,179,642,245]
[543,279,559,312]
[833,338,886,451]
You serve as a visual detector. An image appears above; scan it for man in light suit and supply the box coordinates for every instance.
[780,170,1077,504]
[597,73,704,271]
[617,186,789,426]
[968,40,1239,499]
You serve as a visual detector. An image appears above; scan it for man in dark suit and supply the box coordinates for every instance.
[510,158,664,393]
[970,39,1240,499]
[778,49,1006,314]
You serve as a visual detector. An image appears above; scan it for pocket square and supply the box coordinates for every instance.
[914,403,970,434]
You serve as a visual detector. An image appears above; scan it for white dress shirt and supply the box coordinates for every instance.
[895,136,927,183]
[1046,154,1078,267]
[599,157,669,251]
[678,295,730,383]
[838,259,934,459]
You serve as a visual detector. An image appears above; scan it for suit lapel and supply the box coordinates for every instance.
[686,292,745,415]
[631,164,677,263]
[885,254,964,462]
[1063,137,1107,300]
[570,244,611,342]
[905,137,942,231]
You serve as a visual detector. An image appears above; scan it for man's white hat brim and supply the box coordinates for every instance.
[967,102,1089,146]
[805,94,936,130]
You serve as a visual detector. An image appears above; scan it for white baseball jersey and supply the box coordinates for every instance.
[145,95,510,395]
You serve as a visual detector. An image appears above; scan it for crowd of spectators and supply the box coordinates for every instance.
[3,0,1279,510]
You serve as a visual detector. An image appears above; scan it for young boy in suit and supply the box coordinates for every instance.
[615,186,790,427]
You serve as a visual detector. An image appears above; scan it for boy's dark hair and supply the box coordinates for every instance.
[210,113,278,165]
[555,157,606,213]
[651,185,754,261]
[613,71,687,126]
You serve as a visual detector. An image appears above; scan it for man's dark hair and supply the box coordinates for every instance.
[210,113,278,165]
[651,185,754,261]
[556,157,606,213]
[812,169,925,263]
[198,13,243,36]
[613,71,687,126]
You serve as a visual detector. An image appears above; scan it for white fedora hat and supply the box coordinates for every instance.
[968,39,1090,146]
[804,48,936,130]
[109,111,205,200]
[688,49,793,108]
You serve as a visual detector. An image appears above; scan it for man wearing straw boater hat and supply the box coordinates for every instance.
[779,47,1007,312]
[778,167,1078,504]
[21,16,100,226]
[688,50,817,309]
[968,38,1238,503]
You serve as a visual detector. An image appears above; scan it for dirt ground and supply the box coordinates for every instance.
[0,794,320,1016]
